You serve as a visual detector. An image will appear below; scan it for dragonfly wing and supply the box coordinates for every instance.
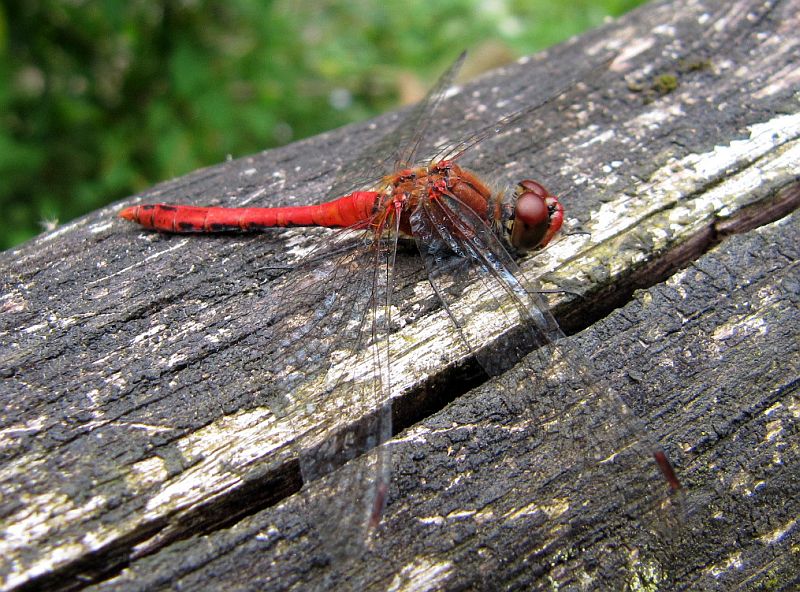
[329,50,613,201]
[409,193,682,568]
[327,52,468,199]
[330,50,615,200]
[257,224,395,560]
[411,192,562,375]
[429,53,616,166]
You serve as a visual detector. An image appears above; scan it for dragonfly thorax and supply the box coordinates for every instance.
[399,161,563,253]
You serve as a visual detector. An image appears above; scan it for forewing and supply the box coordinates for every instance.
[328,51,613,202]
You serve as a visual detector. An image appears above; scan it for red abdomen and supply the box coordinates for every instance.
[119,192,380,233]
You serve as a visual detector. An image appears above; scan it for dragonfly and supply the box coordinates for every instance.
[120,52,681,570]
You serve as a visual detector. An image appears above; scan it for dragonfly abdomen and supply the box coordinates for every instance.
[119,191,381,233]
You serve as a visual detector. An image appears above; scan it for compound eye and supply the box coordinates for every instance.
[509,180,564,252]
[510,191,550,251]
[515,192,549,229]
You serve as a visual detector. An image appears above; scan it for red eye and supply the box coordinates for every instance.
[510,181,564,251]
[515,192,549,229]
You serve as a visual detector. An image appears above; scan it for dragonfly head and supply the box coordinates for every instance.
[505,179,564,252]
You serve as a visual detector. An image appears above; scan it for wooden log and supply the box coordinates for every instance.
[1,0,798,589]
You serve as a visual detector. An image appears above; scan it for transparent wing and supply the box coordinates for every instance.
[428,53,616,166]
[410,191,682,571]
[329,50,613,199]
[327,52,468,199]
[255,221,396,560]
[411,190,562,374]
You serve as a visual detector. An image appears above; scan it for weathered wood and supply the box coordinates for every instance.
[1,0,798,590]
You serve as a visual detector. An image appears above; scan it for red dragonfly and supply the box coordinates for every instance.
[120,169,561,253]
[120,52,680,566]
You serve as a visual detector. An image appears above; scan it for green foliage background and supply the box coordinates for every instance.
[0,0,645,250]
